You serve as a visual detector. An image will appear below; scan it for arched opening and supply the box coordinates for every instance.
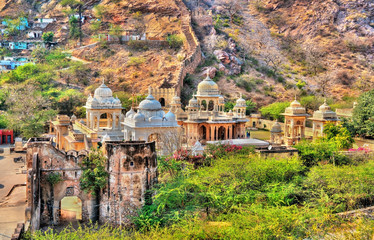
[60,196,82,221]
[201,100,207,111]
[232,125,236,139]
[199,125,207,140]
[208,100,214,111]
[99,112,113,129]
[159,98,165,107]
[218,126,226,140]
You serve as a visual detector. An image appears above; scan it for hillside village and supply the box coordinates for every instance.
[0,0,374,239]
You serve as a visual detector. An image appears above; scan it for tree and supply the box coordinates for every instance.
[352,89,374,137]
[131,11,146,40]
[323,123,354,149]
[303,42,325,75]
[5,86,56,138]
[42,31,54,43]
[109,24,123,44]
[68,16,81,40]
[314,73,331,97]
[216,0,242,24]
[80,148,108,222]
[166,34,184,49]
[259,101,290,122]
[61,0,83,44]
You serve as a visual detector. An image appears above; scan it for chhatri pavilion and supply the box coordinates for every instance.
[48,82,125,151]
[170,75,248,145]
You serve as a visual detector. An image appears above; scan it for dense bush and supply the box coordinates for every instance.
[166,34,184,49]
[259,101,290,122]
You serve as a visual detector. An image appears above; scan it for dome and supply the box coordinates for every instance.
[319,100,331,112]
[283,97,307,115]
[271,121,282,133]
[219,96,225,104]
[310,100,338,121]
[290,99,302,108]
[139,88,162,110]
[235,93,246,107]
[133,112,145,122]
[197,75,219,96]
[188,96,198,107]
[94,82,113,99]
[70,114,77,121]
[164,111,176,121]
[172,95,181,105]
[126,108,135,118]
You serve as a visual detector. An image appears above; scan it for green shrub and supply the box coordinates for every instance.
[166,34,184,49]
[127,57,146,67]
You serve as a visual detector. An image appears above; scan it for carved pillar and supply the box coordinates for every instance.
[112,113,116,130]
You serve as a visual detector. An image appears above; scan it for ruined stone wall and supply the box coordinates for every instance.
[26,139,158,230]
[26,139,93,229]
[100,141,158,225]
[174,0,203,95]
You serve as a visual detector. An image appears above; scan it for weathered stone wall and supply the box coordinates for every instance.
[174,0,203,95]
[100,141,157,225]
[26,138,93,229]
[26,138,158,230]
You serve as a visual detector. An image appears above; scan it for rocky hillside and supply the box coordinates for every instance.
[0,0,373,107]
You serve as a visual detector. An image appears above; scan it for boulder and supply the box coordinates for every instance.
[202,66,217,78]
[213,50,230,64]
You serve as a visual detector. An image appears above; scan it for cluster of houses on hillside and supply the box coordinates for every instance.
[0,17,60,71]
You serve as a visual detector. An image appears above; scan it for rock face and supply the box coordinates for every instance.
[212,38,243,76]
[265,0,374,38]
[202,66,217,78]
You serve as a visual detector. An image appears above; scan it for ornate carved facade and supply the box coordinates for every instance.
[171,75,248,145]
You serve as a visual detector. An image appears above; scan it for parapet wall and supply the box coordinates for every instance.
[174,0,203,95]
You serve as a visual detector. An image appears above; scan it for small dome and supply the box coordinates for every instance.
[235,93,246,107]
[133,112,145,122]
[126,108,135,118]
[70,114,77,121]
[172,95,181,103]
[319,100,331,112]
[188,96,198,107]
[290,99,302,108]
[139,87,162,110]
[271,121,282,133]
[197,75,219,95]
[219,96,225,104]
[164,111,176,121]
[94,82,113,99]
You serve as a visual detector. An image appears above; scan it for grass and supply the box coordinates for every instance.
[30,150,374,239]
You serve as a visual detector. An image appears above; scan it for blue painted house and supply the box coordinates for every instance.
[9,41,28,50]
[1,17,29,31]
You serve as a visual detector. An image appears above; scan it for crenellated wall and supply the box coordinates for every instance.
[173,0,203,95]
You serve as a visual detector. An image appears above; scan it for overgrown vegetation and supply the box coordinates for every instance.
[31,144,374,239]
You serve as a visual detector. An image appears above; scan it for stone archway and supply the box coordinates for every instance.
[60,196,82,221]
[208,100,214,111]
[218,126,226,140]
[159,98,165,107]
[199,125,207,140]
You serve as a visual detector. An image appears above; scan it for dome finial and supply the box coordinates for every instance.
[324,98,327,104]
[148,86,152,95]
[295,93,297,101]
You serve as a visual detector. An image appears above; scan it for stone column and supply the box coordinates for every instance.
[112,113,116,130]
[86,111,89,127]
[89,113,94,129]
[215,126,218,141]
[97,115,100,130]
